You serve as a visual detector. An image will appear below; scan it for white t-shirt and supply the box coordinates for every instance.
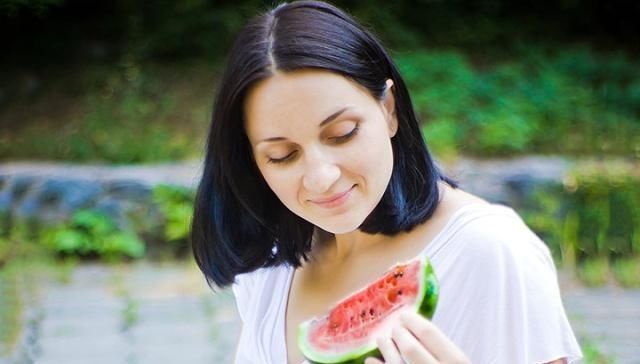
[232,203,583,364]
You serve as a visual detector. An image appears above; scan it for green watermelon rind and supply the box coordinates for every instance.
[297,255,439,364]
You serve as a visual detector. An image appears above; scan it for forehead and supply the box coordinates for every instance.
[243,69,374,139]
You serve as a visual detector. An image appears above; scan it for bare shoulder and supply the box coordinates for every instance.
[444,184,490,208]
[432,183,490,222]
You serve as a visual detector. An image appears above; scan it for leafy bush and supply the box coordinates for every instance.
[0,262,21,356]
[577,257,610,287]
[612,256,640,288]
[396,47,640,157]
[44,209,145,260]
[0,183,199,262]
[3,45,638,162]
[152,184,194,243]
[0,61,211,163]
[520,163,640,286]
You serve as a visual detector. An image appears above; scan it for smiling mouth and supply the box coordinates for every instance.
[310,185,356,207]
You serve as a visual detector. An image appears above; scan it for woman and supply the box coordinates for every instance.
[190,1,583,363]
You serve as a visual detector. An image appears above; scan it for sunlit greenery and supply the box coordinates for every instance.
[43,209,145,260]
[521,162,640,287]
[582,339,616,364]
[1,0,639,162]
[2,46,638,162]
[0,261,21,357]
[0,61,214,163]
[399,47,640,157]
[0,184,196,262]
[152,184,195,244]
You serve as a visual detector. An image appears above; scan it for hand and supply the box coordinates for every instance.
[364,311,469,364]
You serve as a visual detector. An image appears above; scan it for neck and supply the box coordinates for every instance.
[312,228,387,265]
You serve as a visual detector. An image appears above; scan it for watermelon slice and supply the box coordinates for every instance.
[297,255,438,364]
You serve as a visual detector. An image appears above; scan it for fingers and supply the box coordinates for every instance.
[374,334,405,364]
[371,326,438,364]
[391,326,438,364]
[368,311,469,364]
[399,311,469,363]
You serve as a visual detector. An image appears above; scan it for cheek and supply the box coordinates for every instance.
[260,168,300,207]
[352,125,394,171]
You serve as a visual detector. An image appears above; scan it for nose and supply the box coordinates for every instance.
[302,149,341,194]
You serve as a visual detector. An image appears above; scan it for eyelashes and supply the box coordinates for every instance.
[266,125,360,165]
[330,125,360,143]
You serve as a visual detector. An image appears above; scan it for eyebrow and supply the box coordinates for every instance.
[257,106,351,144]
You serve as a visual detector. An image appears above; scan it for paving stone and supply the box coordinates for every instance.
[2,261,639,364]
[563,286,640,364]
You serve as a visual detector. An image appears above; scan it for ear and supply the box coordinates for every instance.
[382,79,398,137]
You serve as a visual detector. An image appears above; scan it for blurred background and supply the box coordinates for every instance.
[0,0,639,363]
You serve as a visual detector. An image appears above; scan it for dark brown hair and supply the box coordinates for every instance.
[191,1,458,288]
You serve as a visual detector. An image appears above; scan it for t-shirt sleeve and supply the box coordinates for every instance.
[432,209,583,364]
[231,270,262,364]
[232,272,255,324]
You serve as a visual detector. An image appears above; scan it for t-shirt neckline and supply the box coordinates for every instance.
[281,202,504,363]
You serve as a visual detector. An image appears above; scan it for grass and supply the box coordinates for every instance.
[121,297,140,331]
[0,262,22,357]
[54,256,79,285]
[2,47,639,163]
[612,256,640,288]
[0,60,217,163]
[582,339,616,364]
[577,257,611,287]
[107,263,140,331]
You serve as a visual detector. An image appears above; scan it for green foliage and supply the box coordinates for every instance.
[581,339,616,364]
[0,235,10,266]
[121,297,139,330]
[44,209,145,260]
[396,47,640,157]
[421,117,461,161]
[0,0,64,16]
[520,163,640,286]
[152,184,195,243]
[132,1,261,61]
[1,184,198,262]
[65,62,191,163]
[0,262,22,356]
[612,257,640,288]
[577,257,610,287]
[3,45,638,162]
[0,61,211,163]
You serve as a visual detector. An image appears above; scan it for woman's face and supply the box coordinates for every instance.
[244,69,397,234]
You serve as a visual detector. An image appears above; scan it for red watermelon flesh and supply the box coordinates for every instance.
[297,255,439,364]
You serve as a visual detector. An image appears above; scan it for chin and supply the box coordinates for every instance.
[314,217,365,235]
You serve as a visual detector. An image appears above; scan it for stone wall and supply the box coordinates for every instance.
[0,157,571,238]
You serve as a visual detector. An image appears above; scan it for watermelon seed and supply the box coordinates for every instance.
[398,289,403,295]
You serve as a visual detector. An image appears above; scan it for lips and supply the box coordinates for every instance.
[309,185,355,204]
[310,185,356,208]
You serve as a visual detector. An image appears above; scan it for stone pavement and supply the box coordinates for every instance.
[1,262,639,364]
[562,285,640,364]
[1,262,239,364]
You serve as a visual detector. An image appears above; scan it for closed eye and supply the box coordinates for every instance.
[267,150,296,164]
[329,125,359,143]
[266,125,359,165]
